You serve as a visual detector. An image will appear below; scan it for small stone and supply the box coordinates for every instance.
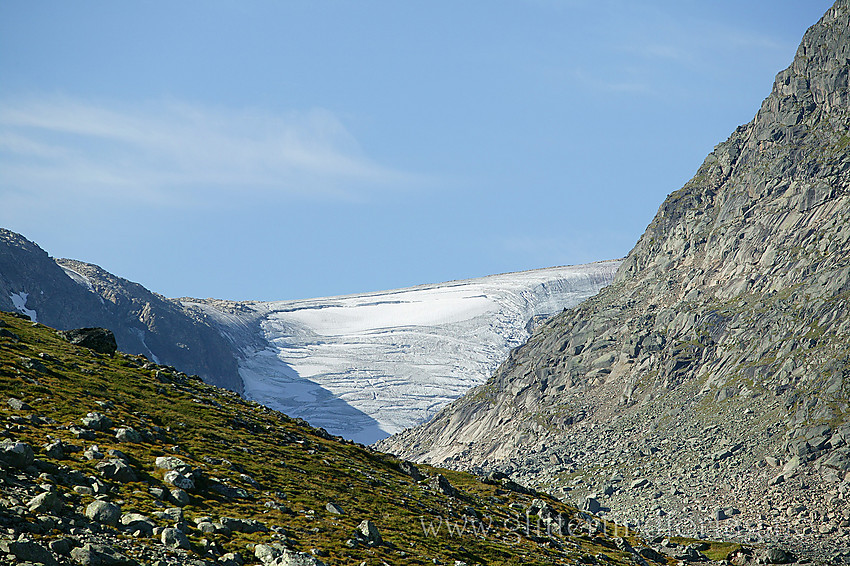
[326,502,344,515]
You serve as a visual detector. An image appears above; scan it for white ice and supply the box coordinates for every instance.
[195,261,621,444]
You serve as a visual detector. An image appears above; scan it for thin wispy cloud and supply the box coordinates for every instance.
[0,97,414,208]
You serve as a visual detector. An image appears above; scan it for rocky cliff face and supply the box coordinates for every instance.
[0,229,243,392]
[381,0,850,549]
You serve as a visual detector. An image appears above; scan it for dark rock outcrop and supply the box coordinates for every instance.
[59,327,118,355]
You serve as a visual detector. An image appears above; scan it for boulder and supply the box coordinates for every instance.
[161,527,191,549]
[0,539,58,566]
[27,491,61,514]
[8,397,32,411]
[96,458,138,483]
[255,543,285,564]
[84,445,105,460]
[121,513,156,536]
[155,455,191,473]
[43,440,65,460]
[272,550,326,566]
[582,497,601,515]
[399,460,424,481]
[356,519,383,546]
[170,487,190,506]
[163,470,195,491]
[81,412,113,431]
[115,427,142,443]
[70,543,138,566]
[85,499,122,526]
[428,473,460,498]
[763,547,793,564]
[219,516,267,533]
[325,502,344,515]
[153,507,184,523]
[59,327,118,355]
[0,440,35,468]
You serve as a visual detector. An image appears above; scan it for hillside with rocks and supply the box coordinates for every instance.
[0,310,773,566]
[380,0,850,560]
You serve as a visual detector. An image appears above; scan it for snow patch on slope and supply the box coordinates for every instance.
[209,261,620,444]
[10,292,37,322]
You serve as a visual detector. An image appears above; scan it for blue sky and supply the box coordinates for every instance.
[0,1,834,301]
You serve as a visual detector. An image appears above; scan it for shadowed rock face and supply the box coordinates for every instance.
[380,0,850,546]
[0,229,243,392]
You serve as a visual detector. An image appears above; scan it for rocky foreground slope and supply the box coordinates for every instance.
[381,0,850,560]
[0,310,774,566]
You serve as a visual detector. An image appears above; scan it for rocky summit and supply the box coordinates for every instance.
[380,1,850,561]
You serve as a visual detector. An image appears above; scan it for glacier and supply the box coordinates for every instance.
[189,261,620,444]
